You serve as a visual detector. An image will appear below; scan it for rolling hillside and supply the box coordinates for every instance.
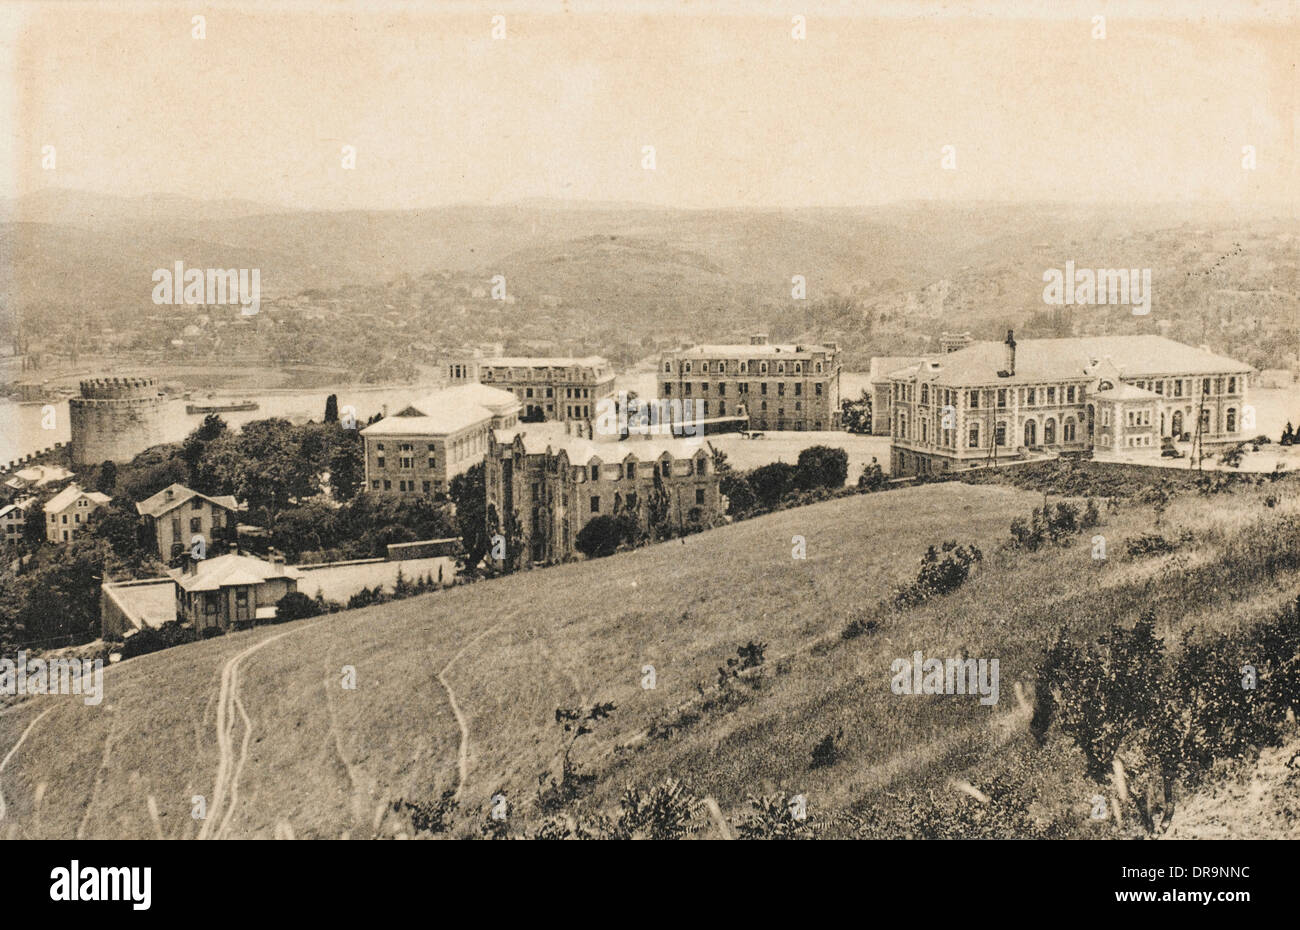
[1,477,1297,839]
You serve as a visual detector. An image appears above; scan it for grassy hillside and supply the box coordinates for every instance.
[1,476,1297,839]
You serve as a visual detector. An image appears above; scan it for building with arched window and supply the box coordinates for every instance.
[885,333,1252,476]
[485,422,722,566]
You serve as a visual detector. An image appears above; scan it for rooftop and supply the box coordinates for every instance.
[44,485,111,514]
[494,422,709,462]
[168,552,304,593]
[361,383,521,437]
[135,483,240,518]
[668,343,837,358]
[481,356,609,369]
[895,336,1251,386]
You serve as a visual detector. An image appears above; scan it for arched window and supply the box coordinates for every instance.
[1024,419,1037,446]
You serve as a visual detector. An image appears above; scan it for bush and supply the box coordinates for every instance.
[275,590,322,623]
[119,621,197,659]
[893,541,982,608]
[793,446,849,491]
[575,515,623,558]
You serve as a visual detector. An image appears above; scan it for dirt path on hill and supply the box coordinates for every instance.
[199,621,326,840]
[436,623,505,803]
[0,704,56,825]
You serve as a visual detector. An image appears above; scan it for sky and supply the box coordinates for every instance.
[0,0,1296,210]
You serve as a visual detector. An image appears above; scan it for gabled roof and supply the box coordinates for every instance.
[135,483,240,518]
[361,383,521,437]
[892,336,1251,386]
[168,552,303,593]
[494,423,708,463]
[0,497,35,519]
[44,485,111,514]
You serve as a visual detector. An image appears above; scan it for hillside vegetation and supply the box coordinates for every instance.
[1,476,1296,839]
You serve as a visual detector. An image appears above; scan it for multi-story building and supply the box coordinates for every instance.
[657,334,841,431]
[484,422,722,566]
[360,383,521,497]
[887,332,1254,476]
[170,551,303,631]
[0,497,35,548]
[44,485,112,543]
[135,483,241,562]
[477,356,616,422]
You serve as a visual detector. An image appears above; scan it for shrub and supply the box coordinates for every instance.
[120,621,197,659]
[893,541,982,608]
[575,515,623,559]
[736,794,815,840]
[274,590,322,623]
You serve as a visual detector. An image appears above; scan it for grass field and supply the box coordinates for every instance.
[1,475,1297,838]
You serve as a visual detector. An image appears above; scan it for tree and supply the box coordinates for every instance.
[95,460,118,494]
[328,427,365,501]
[324,394,339,423]
[858,457,886,492]
[274,590,322,623]
[747,461,798,508]
[647,468,672,539]
[840,389,873,434]
[449,463,489,569]
[794,445,848,490]
[575,515,622,558]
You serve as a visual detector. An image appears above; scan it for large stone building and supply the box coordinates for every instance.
[887,332,1254,476]
[69,377,166,466]
[657,334,841,432]
[360,383,521,496]
[135,483,241,562]
[477,356,616,422]
[485,422,722,566]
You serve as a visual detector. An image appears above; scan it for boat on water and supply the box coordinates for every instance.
[186,400,260,414]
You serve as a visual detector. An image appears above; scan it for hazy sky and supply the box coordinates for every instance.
[1,0,1296,210]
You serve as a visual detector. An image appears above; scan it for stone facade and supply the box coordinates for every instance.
[69,377,165,466]
[658,334,841,432]
[478,357,616,422]
[485,423,722,566]
[888,333,1253,477]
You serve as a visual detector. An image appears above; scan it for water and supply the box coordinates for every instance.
[0,384,435,465]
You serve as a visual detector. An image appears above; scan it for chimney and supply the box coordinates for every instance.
[165,487,175,501]
[1000,329,1016,377]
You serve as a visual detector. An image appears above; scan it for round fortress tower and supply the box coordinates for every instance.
[69,377,166,466]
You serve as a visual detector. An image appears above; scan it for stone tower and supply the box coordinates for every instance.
[69,377,165,466]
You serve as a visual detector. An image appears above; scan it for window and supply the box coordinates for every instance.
[664,383,672,395]
[921,385,929,404]
[423,481,431,492]
[591,465,600,481]
[794,383,802,396]
[172,517,181,538]
[1228,377,1237,393]
[719,383,726,395]
[371,480,380,490]
[190,517,202,534]
[591,496,600,513]
[400,444,414,468]
[192,498,203,510]
[1027,388,1036,405]
[383,480,391,490]
[1066,386,1075,403]
[815,383,822,396]
[969,390,979,409]
[1227,408,1237,431]
[695,488,705,505]
[1046,387,1056,405]
[995,422,1007,446]
[625,462,636,479]
[968,423,980,448]
[761,382,768,395]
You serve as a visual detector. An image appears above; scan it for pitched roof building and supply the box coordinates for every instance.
[168,552,303,630]
[43,485,112,543]
[135,483,241,561]
[360,383,521,496]
[887,332,1253,476]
